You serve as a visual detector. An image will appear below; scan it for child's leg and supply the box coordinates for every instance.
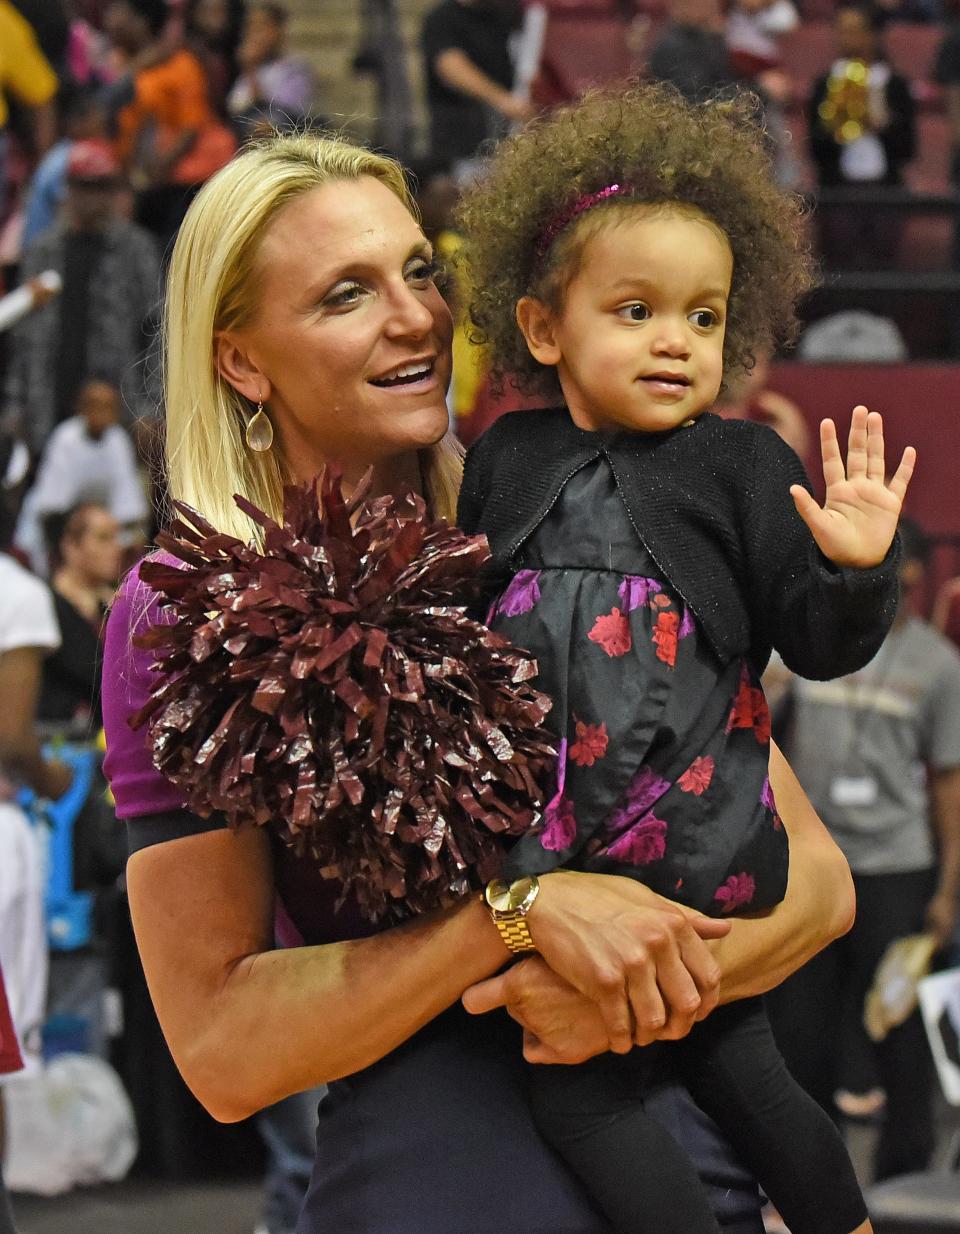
[529,1049,722,1234]
[675,997,869,1234]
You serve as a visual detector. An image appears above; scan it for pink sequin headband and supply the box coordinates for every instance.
[533,182,634,267]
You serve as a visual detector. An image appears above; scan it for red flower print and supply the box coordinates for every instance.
[753,695,771,744]
[713,872,756,914]
[652,610,679,667]
[678,755,715,795]
[652,593,672,609]
[588,607,632,657]
[727,667,770,744]
[570,719,609,767]
[540,793,577,851]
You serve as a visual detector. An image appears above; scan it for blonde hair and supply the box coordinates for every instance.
[162,132,463,541]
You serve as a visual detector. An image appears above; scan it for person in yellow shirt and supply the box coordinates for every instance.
[0,0,58,205]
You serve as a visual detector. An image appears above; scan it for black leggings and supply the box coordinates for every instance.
[530,997,868,1234]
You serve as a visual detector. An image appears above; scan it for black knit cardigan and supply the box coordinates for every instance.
[457,407,901,679]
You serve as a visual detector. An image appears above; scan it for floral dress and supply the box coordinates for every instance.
[490,456,788,916]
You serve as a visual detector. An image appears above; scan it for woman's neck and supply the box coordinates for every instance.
[285,447,424,504]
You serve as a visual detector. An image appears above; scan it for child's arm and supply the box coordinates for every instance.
[743,406,914,679]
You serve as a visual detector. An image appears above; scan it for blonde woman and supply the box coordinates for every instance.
[101,133,855,1234]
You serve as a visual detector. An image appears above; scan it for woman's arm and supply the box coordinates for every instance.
[128,822,729,1122]
[462,741,855,1062]
[127,825,509,1122]
[707,739,854,1003]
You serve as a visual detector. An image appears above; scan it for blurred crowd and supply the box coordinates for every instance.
[0,3,960,1234]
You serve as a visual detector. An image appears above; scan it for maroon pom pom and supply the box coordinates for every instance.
[131,470,555,922]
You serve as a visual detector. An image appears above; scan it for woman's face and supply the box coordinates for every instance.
[220,177,454,483]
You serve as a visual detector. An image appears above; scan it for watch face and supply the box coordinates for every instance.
[487,876,533,913]
[486,880,513,913]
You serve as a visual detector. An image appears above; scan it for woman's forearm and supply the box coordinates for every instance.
[709,740,854,1003]
[128,827,509,1122]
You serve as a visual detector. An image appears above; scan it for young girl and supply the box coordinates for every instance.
[456,83,915,1234]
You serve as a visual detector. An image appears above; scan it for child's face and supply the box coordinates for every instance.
[519,207,732,435]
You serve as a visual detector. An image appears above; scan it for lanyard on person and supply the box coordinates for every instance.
[829,622,907,807]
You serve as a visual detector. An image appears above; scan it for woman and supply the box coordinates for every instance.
[101,133,856,1234]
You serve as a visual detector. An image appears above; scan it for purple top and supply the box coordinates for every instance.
[101,556,374,946]
[102,559,185,819]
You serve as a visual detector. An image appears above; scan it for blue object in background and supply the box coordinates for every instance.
[18,745,98,951]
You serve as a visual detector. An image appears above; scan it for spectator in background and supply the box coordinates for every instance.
[0,0,58,206]
[421,0,529,181]
[934,1,960,190]
[104,0,236,247]
[227,3,315,138]
[767,518,960,1182]
[0,430,72,1153]
[809,1,916,267]
[20,87,108,249]
[36,502,121,733]
[184,0,246,115]
[4,143,160,454]
[726,0,801,185]
[0,961,23,1234]
[14,377,147,576]
[648,0,739,103]
[8,0,70,73]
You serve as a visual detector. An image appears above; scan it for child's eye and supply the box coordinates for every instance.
[689,309,719,329]
[619,303,651,322]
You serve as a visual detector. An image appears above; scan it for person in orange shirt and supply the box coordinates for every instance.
[103,0,235,246]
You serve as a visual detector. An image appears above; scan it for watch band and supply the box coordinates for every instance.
[493,913,537,955]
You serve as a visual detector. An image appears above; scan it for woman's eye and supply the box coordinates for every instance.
[620,303,650,322]
[407,258,440,283]
[690,309,718,328]
[325,282,364,308]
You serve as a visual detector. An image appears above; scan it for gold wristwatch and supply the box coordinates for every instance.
[484,875,540,954]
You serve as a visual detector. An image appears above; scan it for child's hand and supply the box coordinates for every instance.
[790,405,916,569]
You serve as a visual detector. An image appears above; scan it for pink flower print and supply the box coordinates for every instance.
[497,569,542,618]
[569,719,609,767]
[714,872,757,914]
[679,608,696,639]
[618,575,657,612]
[540,793,577,851]
[678,755,715,795]
[588,606,632,657]
[651,593,672,609]
[606,813,668,866]
[761,775,783,829]
[606,765,671,834]
[539,737,577,851]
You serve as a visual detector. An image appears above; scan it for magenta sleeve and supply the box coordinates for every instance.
[101,559,186,819]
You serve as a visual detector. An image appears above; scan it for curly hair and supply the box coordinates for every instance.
[455,82,816,396]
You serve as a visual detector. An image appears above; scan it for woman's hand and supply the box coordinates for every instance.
[521,870,731,1053]
[790,405,915,568]
[463,955,612,1064]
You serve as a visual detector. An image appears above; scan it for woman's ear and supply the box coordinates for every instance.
[516,296,562,367]
[214,331,272,405]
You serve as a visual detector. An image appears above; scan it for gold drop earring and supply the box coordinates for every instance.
[245,397,274,452]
